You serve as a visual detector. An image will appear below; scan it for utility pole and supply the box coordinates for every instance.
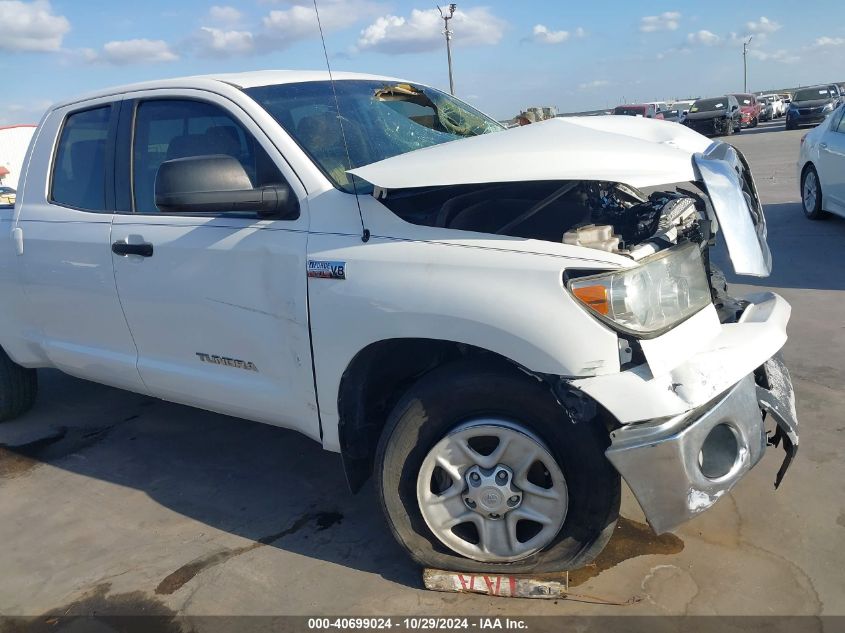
[743,36,753,92]
[438,4,457,95]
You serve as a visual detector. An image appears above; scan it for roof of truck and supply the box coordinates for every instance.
[50,70,406,110]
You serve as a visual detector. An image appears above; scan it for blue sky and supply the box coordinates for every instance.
[1,0,843,124]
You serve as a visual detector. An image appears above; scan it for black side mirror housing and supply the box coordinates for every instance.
[155,155,300,220]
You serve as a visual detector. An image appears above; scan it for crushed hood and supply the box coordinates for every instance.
[349,116,713,191]
[350,116,772,278]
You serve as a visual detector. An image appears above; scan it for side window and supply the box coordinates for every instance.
[132,99,285,214]
[51,106,111,211]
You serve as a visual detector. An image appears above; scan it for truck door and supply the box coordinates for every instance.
[14,99,147,393]
[110,92,319,439]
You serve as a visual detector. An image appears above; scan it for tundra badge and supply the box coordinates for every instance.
[196,353,258,372]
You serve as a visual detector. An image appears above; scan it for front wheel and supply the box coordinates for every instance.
[376,359,620,573]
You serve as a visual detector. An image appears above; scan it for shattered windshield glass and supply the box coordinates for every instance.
[690,98,728,113]
[245,80,504,192]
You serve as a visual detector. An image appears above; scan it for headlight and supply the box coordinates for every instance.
[568,243,712,336]
[823,102,834,112]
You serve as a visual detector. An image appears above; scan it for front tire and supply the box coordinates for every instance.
[801,166,826,220]
[375,358,620,573]
[0,347,38,423]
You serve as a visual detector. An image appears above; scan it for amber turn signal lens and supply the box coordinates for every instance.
[572,284,609,315]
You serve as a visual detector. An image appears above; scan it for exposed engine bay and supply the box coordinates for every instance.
[380,179,751,324]
[379,180,713,260]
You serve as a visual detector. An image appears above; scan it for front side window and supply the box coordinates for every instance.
[51,106,111,211]
[245,80,503,193]
[132,99,285,213]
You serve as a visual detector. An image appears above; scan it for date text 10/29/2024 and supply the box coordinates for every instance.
[308,618,528,630]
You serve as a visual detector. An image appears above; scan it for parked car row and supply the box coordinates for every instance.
[609,83,843,138]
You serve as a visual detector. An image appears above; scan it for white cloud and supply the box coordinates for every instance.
[261,0,379,47]
[578,79,609,91]
[812,36,845,47]
[640,12,680,33]
[533,24,570,44]
[198,27,254,56]
[87,39,178,65]
[0,0,70,52]
[208,5,242,24]
[748,48,794,63]
[687,30,720,46]
[356,7,505,54]
[745,16,781,35]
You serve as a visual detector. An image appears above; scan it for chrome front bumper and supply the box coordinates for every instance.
[605,355,798,534]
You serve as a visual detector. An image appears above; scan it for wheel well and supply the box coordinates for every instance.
[801,162,815,178]
[337,339,523,492]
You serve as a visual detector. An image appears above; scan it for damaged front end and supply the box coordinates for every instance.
[352,119,798,535]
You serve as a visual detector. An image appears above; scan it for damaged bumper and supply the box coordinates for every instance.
[571,291,798,534]
[605,356,798,534]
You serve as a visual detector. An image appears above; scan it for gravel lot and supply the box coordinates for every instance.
[1,118,843,621]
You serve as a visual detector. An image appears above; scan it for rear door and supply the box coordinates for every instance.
[14,99,147,392]
[110,90,319,438]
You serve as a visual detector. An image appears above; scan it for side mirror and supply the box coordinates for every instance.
[731,105,738,111]
[154,155,300,220]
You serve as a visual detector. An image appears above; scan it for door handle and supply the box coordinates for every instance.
[819,142,828,150]
[112,241,154,257]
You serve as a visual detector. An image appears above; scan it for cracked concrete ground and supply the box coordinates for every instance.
[0,119,843,620]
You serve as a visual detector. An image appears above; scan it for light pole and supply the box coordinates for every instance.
[743,36,753,92]
[438,4,457,95]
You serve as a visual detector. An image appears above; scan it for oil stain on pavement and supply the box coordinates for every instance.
[155,511,344,595]
[0,583,181,633]
[567,517,684,587]
[0,426,113,478]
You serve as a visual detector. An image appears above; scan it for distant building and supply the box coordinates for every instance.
[0,125,37,189]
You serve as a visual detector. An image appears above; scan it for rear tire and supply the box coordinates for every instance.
[801,166,826,220]
[375,358,620,573]
[0,347,38,423]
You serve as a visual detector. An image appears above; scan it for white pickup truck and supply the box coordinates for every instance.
[0,71,798,573]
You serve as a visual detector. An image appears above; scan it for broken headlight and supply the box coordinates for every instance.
[568,242,711,337]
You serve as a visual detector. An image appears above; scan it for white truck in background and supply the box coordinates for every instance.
[0,71,798,573]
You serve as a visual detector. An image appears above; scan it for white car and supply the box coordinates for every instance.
[799,103,845,219]
[0,70,799,573]
[760,94,785,117]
